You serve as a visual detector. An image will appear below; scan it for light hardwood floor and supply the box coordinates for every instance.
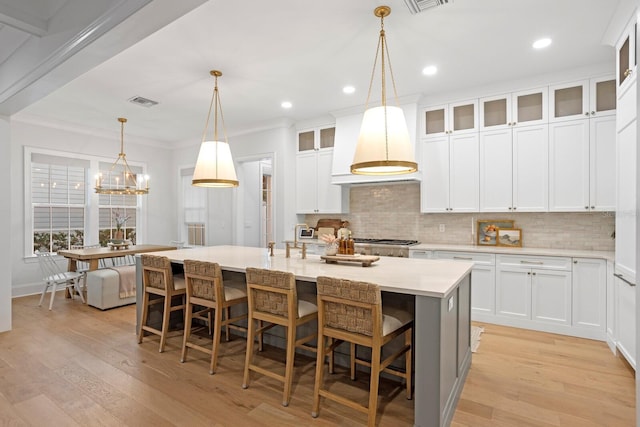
[0,294,635,426]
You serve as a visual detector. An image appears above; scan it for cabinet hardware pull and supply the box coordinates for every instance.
[520,260,543,265]
[573,260,578,264]
[453,256,473,260]
[591,206,595,209]
[614,273,636,287]
[513,207,517,210]
[591,111,595,115]
[624,69,632,77]
[585,206,589,209]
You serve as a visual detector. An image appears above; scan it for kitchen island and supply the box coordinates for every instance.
[136,245,473,427]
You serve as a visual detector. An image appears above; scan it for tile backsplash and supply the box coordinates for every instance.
[305,183,615,251]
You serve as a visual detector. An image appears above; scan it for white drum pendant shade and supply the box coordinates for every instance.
[351,105,417,175]
[192,140,238,187]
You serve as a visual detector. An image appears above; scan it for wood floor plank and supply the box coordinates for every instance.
[2,296,635,427]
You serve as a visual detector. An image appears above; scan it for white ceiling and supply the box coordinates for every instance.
[5,0,624,146]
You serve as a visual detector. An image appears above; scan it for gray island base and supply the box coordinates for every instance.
[135,245,473,426]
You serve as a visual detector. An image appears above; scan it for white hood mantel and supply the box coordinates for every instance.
[330,102,421,185]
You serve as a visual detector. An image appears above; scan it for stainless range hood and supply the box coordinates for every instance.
[330,102,422,185]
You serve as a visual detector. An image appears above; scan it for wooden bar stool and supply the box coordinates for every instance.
[242,267,318,407]
[180,259,248,374]
[138,254,186,353]
[311,276,413,427]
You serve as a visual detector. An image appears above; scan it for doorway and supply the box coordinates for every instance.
[235,154,274,248]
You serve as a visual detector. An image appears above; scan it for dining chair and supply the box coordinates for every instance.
[180,259,248,374]
[138,254,186,352]
[36,251,85,310]
[311,276,413,427]
[242,267,318,407]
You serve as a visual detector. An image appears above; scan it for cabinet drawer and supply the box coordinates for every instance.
[497,254,571,271]
[434,251,495,266]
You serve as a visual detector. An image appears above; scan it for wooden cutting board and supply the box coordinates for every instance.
[320,254,379,267]
[315,218,343,232]
[317,227,336,238]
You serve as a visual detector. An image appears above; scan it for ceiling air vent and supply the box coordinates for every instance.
[128,95,158,108]
[404,0,451,14]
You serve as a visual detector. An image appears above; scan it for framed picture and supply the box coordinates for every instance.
[497,228,522,247]
[477,220,515,246]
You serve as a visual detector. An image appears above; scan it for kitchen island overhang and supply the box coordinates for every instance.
[135,245,473,427]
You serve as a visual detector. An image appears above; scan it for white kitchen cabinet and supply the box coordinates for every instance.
[617,18,637,92]
[479,87,547,131]
[572,258,606,338]
[548,114,615,212]
[479,124,548,212]
[433,251,495,318]
[615,268,636,369]
[409,249,433,259]
[616,118,636,276]
[496,255,572,327]
[606,260,616,353]
[549,77,616,123]
[295,127,348,214]
[422,99,478,138]
[421,133,479,213]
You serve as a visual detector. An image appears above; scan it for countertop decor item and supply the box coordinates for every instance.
[320,254,380,267]
[95,117,149,195]
[192,70,239,188]
[496,228,522,247]
[476,219,515,246]
[350,5,417,176]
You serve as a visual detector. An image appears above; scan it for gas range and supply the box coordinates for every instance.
[352,238,419,257]
[353,238,419,246]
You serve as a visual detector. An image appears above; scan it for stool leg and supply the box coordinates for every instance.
[367,345,382,427]
[180,298,193,363]
[138,291,150,343]
[225,307,231,341]
[282,324,296,407]
[258,320,264,352]
[242,317,255,389]
[159,294,171,353]
[350,342,357,380]
[210,306,223,374]
[405,328,413,400]
[311,334,326,418]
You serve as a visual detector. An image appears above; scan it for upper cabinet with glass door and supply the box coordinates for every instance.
[297,126,335,153]
[480,87,548,131]
[423,99,478,138]
[549,76,616,123]
[617,18,637,92]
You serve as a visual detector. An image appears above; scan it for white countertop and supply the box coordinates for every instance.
[145,245,473,299]
[410,243,615,261]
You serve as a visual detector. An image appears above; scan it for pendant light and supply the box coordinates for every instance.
[95,117,149,195]
[351,6,418,175]
[192,70,239,187]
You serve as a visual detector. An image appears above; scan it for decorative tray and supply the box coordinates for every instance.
[320,254,380,267]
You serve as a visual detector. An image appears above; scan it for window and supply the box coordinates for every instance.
[26,147,146,256]
[31,154,88,253]
[98,162,139,246]
[181,168,207,246]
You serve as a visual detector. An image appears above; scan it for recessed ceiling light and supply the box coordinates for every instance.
[422,65,438,76]
[532,38,552,49]
[281,101,292,109]
[343,85,355,94]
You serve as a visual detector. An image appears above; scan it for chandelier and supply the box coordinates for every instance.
[351,6,418,175]
[192,70,239,188]
[95,117,149,195]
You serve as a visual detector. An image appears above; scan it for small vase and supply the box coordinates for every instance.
[114,230,124,240]
[325,241,338,256]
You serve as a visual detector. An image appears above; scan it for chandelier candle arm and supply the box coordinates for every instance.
[192,69,239,188]
[350,5,418,176]
[95,117,149,195]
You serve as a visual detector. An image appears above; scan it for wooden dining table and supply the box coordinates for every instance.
[57,244,178,273]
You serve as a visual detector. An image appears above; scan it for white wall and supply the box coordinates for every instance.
[10,119,176,297]
[0,116,11,332]
[238,160,261,247]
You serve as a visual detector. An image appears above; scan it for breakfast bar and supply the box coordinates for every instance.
[136,245,473,427]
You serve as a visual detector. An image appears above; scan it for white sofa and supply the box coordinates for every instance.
[86,266,136,310]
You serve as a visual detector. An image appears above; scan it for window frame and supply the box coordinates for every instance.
[24,146,147,257]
